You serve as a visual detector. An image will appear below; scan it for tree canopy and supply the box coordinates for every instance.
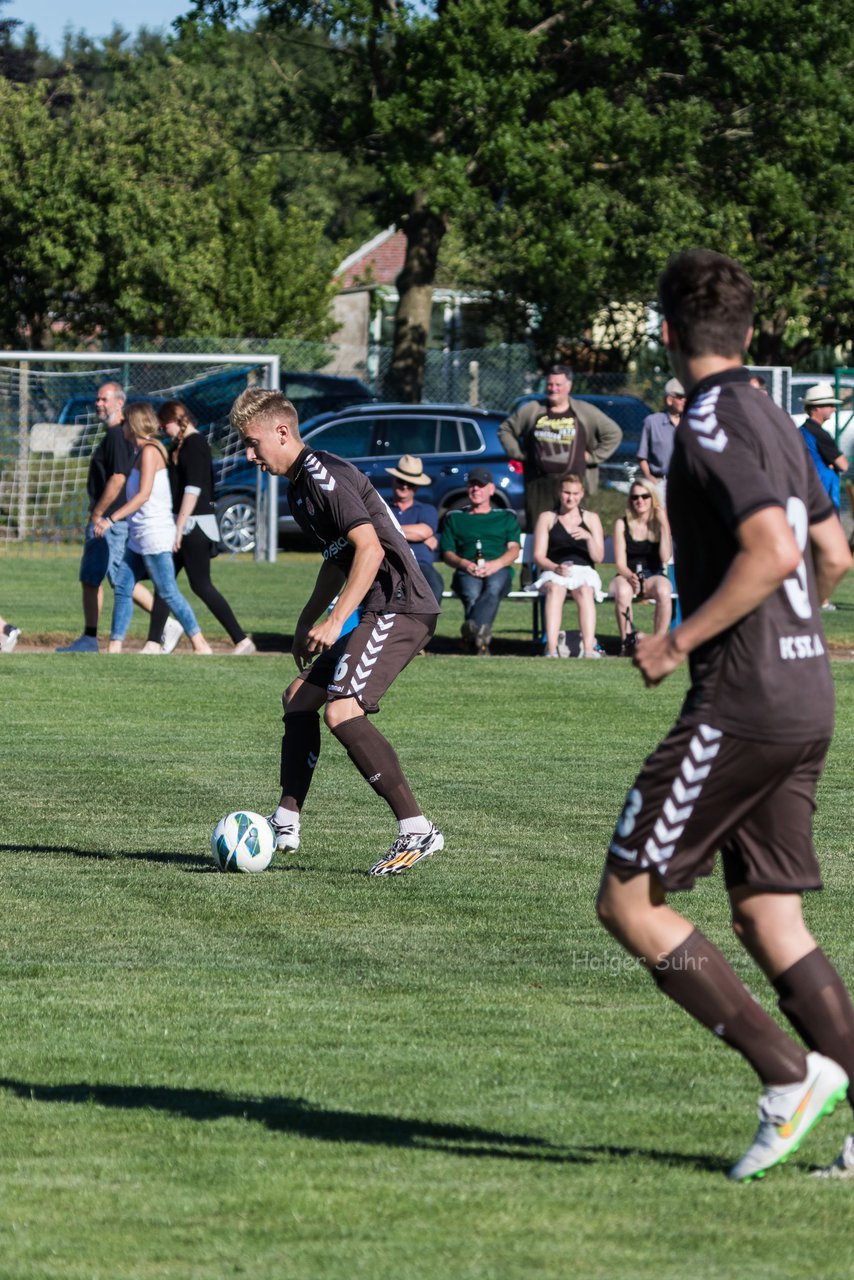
[2,0,854,378]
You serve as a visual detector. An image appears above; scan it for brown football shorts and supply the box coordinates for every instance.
[606,718,828,893]
[302,610,436,714]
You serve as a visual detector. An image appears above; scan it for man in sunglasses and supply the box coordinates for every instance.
[637,376,685,494]
[597,248,854,1182]
[439,468,521,655]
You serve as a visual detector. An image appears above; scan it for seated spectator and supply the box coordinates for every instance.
[439,467,521,655]
[637,377,684,493]
[385,454,444,605]
[609,478,673,654]
[531,472,605,658]
[0,612,20,653]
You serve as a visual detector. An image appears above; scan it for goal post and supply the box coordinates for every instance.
[0,350,280,563]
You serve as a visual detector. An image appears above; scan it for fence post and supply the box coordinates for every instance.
[468,360,480,407]
[17,361,30,541]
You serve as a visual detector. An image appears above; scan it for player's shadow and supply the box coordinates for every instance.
[574,1142,731,1175]
[0,1078,590,1165]
[0,842,209,869]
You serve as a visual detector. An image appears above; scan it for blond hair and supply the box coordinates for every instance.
[230,388,300,437]
[625,477,664,539]
[126,402,168,462]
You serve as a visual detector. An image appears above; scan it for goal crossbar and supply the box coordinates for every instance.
[0,351,280,562]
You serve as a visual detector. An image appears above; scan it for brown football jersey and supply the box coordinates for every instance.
[667,368,835,742]
[287,447,440,617]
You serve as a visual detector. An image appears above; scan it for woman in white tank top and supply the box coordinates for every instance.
[93,404,212,654]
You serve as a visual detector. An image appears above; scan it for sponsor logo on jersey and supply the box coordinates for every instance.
[323,536,349,560]
[779,633,825,660]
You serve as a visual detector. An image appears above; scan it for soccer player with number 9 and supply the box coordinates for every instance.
[596,249,854,1182]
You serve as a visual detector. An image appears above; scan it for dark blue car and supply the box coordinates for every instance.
[214,402,526,553]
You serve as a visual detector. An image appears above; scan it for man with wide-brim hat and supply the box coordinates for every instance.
[385,455,443,604]
[799,383,850,609]
[799,382,848,512]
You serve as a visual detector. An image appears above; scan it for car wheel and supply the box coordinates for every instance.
[216,495,256,554]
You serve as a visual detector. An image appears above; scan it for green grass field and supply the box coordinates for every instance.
[1,549,853,1279]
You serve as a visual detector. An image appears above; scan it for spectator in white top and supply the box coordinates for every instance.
[93,404,212,654]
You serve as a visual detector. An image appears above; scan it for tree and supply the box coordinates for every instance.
[188,0,560,399]
[459,1,854,368]
[0,41,344,348]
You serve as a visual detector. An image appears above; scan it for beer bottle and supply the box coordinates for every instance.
[475,539,486,570]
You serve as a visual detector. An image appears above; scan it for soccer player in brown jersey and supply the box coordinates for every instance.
[596,249,854,1181]
[229,389,444,876]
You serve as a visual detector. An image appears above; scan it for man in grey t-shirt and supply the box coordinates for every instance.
[596,248,854,1184]
[636,376,685,489]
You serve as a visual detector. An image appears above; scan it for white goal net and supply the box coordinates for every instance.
[0,352,280,560]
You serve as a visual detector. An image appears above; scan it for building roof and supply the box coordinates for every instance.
[335,226,406,289]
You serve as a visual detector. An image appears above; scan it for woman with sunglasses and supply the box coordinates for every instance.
[610,477,673,654]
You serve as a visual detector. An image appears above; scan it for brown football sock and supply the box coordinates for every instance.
[330,716,420,820]
[279,710,321,810]
[652,930,807,1087]
[774,948,854,1111]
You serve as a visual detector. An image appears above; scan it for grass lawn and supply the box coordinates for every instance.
[0,548,853,1278]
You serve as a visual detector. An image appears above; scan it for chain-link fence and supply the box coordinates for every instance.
[0,355,270,550]
[122,334,673,411]
[0,337,681,552]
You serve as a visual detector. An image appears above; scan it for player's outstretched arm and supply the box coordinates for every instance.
[635,506,801,687]
[305,524,384,659]
[810,513,852,603]
[293,559,346,669]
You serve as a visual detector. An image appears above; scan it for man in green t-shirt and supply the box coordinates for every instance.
[439,467,522,655]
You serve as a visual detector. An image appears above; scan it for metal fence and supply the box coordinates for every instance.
[2,336,798,551]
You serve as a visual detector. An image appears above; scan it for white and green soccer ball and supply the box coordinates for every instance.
[211,811,275,873]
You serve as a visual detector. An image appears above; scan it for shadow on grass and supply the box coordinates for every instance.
[0,1078,591,1164]
[0,842,209,869]
[1,844,383,878]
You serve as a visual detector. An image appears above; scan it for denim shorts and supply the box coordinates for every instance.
[79,520,129,588]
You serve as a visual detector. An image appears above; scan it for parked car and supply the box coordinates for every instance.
[59,369,374,463]
[213,402,526,553]
[506,392,654,488]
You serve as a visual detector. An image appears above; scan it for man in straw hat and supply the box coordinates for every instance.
[385,455,444,604]
[799,382,849,513]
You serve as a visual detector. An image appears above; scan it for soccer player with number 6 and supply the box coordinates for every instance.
[596,249,854,1181]
[229,388,443,876]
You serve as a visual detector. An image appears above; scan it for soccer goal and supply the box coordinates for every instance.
[0,351,281,562]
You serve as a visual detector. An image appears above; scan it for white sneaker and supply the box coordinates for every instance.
[729,1053,849,1182]
[161,618,184,654]
[269,815,300,852]
[233,637,257,655]
[812,1132,854,1179]
[139,641,163,655]
[580,648,602,659]
[0,626,20,653]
